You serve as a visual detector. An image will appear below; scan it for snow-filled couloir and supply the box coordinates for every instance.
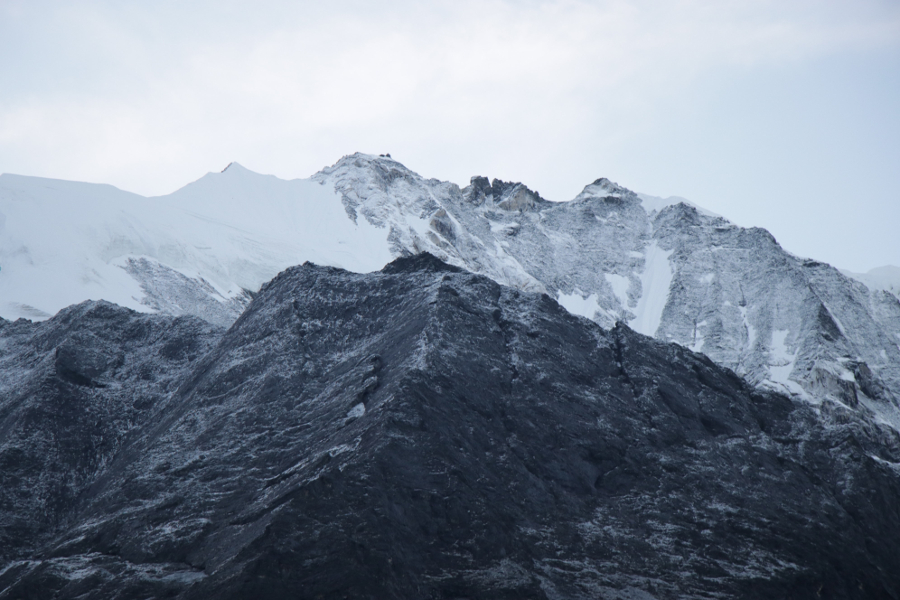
[1,153,899,419]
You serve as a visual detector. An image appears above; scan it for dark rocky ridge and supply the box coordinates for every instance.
[0,303,222,564]
[317,154,900,417]
[464,176,548,211]
[0,254,899,599]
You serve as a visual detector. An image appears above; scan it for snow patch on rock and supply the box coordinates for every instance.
[557,290,603,321]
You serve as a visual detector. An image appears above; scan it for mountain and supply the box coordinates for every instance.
[844,265,900,302]
[2,154,899,421]
[0,162,390,327]
[1,255,899,599]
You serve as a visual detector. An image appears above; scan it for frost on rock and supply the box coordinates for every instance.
[1,153,899,423]
[1,256,899,598]
[311,156,900,423]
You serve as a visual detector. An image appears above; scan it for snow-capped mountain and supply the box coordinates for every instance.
[0,162,390,326]
[2,153,899,420]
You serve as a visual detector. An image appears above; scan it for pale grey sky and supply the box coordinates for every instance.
[1,0,898,272]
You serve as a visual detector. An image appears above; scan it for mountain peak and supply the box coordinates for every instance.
[313,152,419,190]
[323,151,402,169]
[575,177,638,202]
[220,161,253,174]
[462,176,546,211]
[381,252,464,275]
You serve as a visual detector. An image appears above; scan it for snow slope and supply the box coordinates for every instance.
[2,153,899,418]
[0,163,391,325]
[844,265,900,301]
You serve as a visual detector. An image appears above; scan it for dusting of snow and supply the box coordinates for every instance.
[490,221,519,234]
[636,193,722,218]
[326,443,358,458]
[604,273,630,309]
[870,455,900,470]
[860,392,900,435]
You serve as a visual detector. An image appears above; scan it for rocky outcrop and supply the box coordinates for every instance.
[315,154,900,423]
[0,302,222,564]
[1,255,898,599]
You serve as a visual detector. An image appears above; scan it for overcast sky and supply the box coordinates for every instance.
[1,0,898,272]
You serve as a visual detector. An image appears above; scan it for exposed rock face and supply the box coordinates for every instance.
[0,302,222,563]
[3,156,899,421]
[124,258,252,328]
[1,255,899,599]
[316,154,900,422]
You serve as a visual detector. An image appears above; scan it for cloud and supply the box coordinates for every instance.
[1,0,898,199]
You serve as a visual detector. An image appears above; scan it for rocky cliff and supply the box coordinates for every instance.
[316,155,900,424]
[1,255,898,599]
[3,154,897,422]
